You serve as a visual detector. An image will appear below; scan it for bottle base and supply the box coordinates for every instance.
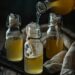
[25,69,43,74]
[7,57,23,62]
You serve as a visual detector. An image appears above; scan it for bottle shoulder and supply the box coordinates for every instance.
[6,28,22,39]
[25,39,43,47]
[47,27,63,39]
[47,26,57,36]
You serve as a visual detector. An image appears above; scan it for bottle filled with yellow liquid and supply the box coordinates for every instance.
[46,36,63,59]
[24,22,43,74]
[45,13,64,59]
[5,13,23,61]
[37,0,75,15]
[24,48,43,74]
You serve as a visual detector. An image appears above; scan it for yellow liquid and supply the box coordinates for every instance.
[24,55,43,74]
[46,37,63,59]
[48,0,74,15]
[5,38,23,61]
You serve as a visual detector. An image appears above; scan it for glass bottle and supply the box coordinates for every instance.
[37,0,75,15]
[45,13,64,59]
[24,22,43,74]
[5,13,23,61]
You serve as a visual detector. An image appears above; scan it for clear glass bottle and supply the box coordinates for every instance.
[24,22,43,74]
[45,13,64,59]
[5,13,23,61]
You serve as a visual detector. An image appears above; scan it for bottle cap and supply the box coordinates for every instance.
[49,13,61,26]
[6,13,21,27]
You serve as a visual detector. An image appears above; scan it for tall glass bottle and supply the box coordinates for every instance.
[5,13,23,61]
[24,22,43,74]
[45,13,64,59]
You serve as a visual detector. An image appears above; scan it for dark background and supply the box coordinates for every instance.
[0,0,75,32]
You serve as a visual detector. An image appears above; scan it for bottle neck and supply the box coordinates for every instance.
[27,37,41,44]
[27,33,41,40]
[49,25,56,32]
[8,25,20,31]
[28,37,41,40]
[26,27,41,39]
[26,35,41,43]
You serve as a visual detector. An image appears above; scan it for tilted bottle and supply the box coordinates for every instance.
[5,13,23,61]
[45,13,64,59]
[37,0,75,15]
[24,22,43,74]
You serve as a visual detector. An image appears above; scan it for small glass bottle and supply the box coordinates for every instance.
[24,22,43,74]
[5,13,23,61]
[45,13,64,59]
